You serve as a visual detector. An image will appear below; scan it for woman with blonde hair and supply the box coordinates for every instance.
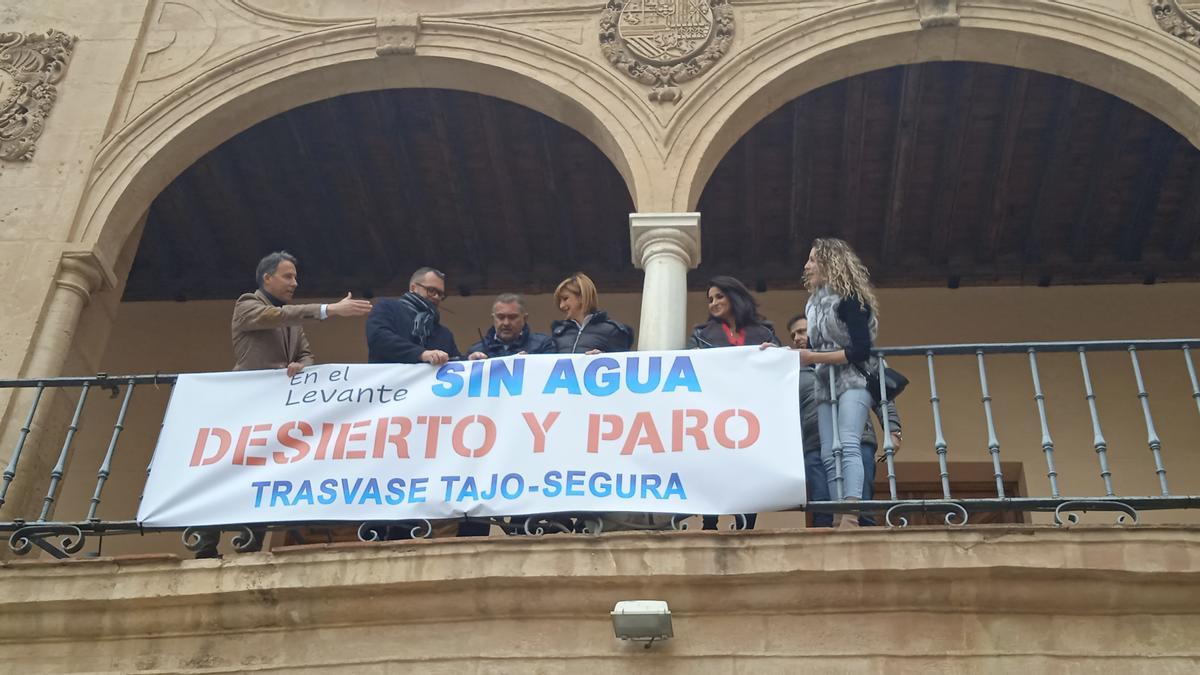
[801,238,879,529]
[550,272,633,354]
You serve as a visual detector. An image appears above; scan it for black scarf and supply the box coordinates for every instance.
[260,289,286,307]
[399,291,439,345]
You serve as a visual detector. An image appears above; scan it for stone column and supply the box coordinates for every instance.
[630,213,701,351]
[0,252,109,521]
[25,254,108,377]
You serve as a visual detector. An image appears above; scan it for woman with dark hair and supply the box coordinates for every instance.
[688,276,781,350]
[550,272,634,354]
[689,275,781,531]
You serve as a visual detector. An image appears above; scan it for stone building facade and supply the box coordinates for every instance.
[2,0,1200,671]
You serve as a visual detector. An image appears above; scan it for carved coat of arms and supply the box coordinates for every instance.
[1151,0,1200,48]
[0,30,76,162]
[600,0,734,103]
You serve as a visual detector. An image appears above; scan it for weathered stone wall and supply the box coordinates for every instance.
[2,527,1198,673]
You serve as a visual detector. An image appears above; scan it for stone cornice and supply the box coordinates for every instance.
[2,527,1198,671]
[4,527,1199,612]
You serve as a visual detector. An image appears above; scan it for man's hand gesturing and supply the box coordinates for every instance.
[328,292,372,317]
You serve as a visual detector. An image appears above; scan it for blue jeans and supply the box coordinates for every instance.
[817,388,873,500]
[808,440,878,527]
[805,448,833,527]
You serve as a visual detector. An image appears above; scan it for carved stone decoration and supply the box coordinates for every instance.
[917,0,960,28]
[0,29,76,162]
[1151,1,1200,48]
[600,0,734,104]
[377,11,421,56]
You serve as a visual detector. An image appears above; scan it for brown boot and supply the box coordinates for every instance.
[838,497,861,530]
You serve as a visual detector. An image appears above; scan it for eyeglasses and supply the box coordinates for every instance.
[414,282,446,299]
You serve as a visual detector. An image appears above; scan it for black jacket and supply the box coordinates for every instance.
[366,296,461,364]
[550,311,634,354]
[687,319,781,349]
[467,326,556,358]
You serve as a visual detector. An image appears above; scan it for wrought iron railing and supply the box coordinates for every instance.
[0,339,1197,558]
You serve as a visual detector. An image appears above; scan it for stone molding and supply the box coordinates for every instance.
[629,212,701,268]
[599,0,735,103]
[1151,0,1200,47]
[0,29,76,162]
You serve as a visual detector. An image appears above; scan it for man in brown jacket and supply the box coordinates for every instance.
[196,251,371,559]
[232,251,371,376]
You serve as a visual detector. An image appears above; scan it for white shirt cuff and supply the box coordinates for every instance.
[320,304,328,320]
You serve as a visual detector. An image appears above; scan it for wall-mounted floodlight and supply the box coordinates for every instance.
[611,600,673,648]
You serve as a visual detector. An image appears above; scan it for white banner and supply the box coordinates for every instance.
[137,347,804,526]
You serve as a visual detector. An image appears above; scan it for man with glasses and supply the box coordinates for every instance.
[366,267,461,365]
[466,293,554,359]
[367,267,486,537]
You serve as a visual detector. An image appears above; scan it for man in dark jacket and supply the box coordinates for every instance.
[467,293,555,359]
[366,267,460,365]
[366,267,489,537]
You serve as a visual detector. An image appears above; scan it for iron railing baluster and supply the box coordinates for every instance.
[1129,346,1169,496]
[87,380,136,522]
[877,357,898,500]
[1028,349,1060,498]
[0,383,45,508]
[1078,349,1115,496]
[38,382,90,522]
[976,350,1005,497]
[827,367,844,500]
[927,351,951,499]
[1184,345,1200,419]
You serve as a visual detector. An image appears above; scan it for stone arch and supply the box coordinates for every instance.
[73,20,657,273]
[671,1,1200,210]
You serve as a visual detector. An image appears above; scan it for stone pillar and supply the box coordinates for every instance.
[0,252,109,521]
[629,213,701,351]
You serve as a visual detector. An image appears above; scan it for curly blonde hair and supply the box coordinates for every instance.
[806,238,879,316]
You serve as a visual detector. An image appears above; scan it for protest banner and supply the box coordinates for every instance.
[137,347,804,526]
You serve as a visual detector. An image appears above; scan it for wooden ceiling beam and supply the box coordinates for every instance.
[1023,81,1082,262]
[982,69,1031,260]
[1118,124,1176,262]
[536,116,577,266]
[839,77,867,244]
[1168,158,1200,261]
[741,132,759,268]
[426,89,487,274]
[272,111,356,284]
[371,92,441,280]
[478,96,531,276]
[881,64,924,264]
[788,100,811,257]
[1070,99,1129,262]
[929,63,976,265]
[316,97,395,281]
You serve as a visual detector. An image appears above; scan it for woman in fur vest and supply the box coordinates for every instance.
[800,238,879,529]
